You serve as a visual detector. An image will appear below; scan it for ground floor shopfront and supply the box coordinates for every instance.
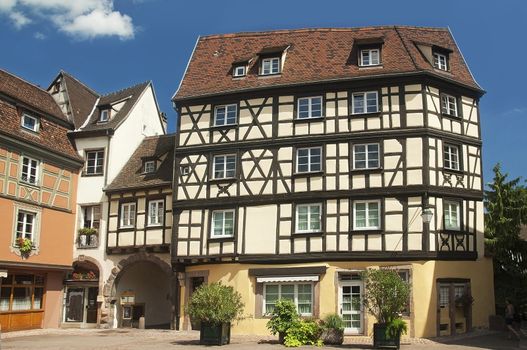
[177,258,495,338]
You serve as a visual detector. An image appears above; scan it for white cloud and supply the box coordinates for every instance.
[501,107,527,117]
[33,31,45,39]
[0,0,135,40]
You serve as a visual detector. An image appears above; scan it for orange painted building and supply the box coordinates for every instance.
[0,69,83,331]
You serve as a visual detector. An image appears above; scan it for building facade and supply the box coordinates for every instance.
[0,69,83,331]
[171,27,494,337]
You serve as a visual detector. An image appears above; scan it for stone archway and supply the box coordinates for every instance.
[102,253,173,328]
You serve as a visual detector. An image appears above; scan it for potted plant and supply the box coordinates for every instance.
[16,237,32,257]
[266,299,299,344]
[362,269,410,349]
[78,228,97,247]
[320,313,345,345]
[186,282,244,345]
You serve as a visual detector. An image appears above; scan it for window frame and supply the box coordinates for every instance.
[260,57,281,75]
[21,113,39,132]
[443,144,461,171]
[81,205,101,230]
[15,210,36,242]
[233,65,247,77]
[433,52,448,71]
[263,282,314,317]
[99,109,110,122]
[295,146,323,174]
[353,143,381,170]
[119,202,136,228]
[212,154,237,180]
[143,160,156,174]
[210,209,236,238]
[20,156,39,186]
[443,200,461,231]
[0,273,45,312]
[351,91,379,115]
[147,199,164,227]
[359,48,381,66]
[353,200,382,231]
[295,203,323,234]
[84,149,105,176]
[213,104,238,127]
[296,96,324,120]
[440,93,459,117]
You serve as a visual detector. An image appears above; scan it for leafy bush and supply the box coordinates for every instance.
[16,237,32,254]
[284,319,323,347]
[385,318,407,339]
[186,282,244,325]
[78,228,97,236]
[266,299,299,337]
[321,313,344,331]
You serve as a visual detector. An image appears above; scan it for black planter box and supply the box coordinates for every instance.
[200,322,231,345]
[373,323,401,349]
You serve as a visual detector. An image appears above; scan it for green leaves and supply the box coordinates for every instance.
[266,299,299,335]
[186,282,244,325]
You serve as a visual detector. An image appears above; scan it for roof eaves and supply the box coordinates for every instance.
[112,82,151,131]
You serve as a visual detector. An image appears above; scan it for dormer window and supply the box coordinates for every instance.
[261,57,280,75]
[360,48,380,66]
[233,65,246,77]
[21,114,39,132]
[99,109,110,122]
[433,52,448,71]
[144,160,156,174]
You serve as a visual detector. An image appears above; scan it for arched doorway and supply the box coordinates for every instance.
[106,254,173,329]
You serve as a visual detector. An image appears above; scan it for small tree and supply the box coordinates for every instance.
[267,299,299,342]
[186,282,244,325]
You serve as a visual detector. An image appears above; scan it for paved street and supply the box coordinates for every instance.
[1,328,525,350]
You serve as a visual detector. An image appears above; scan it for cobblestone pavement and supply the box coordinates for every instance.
[1,328,525,349]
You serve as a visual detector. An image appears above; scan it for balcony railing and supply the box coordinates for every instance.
[77,231,99,249]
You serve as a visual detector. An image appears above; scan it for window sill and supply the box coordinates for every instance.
[77,244,99,249]
[349,229,383,235]
[20,126,40,135]
[292,171,324,178]
[210,124,238,131]
[293,116,325,123]
[208,236,235,242]
[117,227,135,232]
[441,229,464,234]
[349,112,381,118]
[350,167,383,174]
[81,173,104,177]
[258,73,282,78]
[209,177,237,184]
[19,181,40,189]
[293,231,324,237]
[441,113,461,120]
[146,224,164,229]
[442,168,464,175]
[358,65,383,69]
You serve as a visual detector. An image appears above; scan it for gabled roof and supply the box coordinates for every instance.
[105,134,174,192]
[59,71,99,129]
[0,69,69,123]
[173,26,482,101]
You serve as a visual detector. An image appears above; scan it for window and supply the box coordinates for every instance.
[397,270,411,314]
[264,283,313,316]
[261,57,280,75]
[214,104,237,126]
[85,150,104,175]
[21,114,39,132]
[439,286,450,307]
[211,210,235,237]
[296,147,322,173]
[353,143,380,169]
[444,144,460,171]
[233,65,246,77]
[16,210,36,241]
[360,49,380,66]
[0,274,44,312]
[352,91,378,114]
[120,202,136,228]
[99,109,109,122]
[144,160,156,174]
[297,96,323,119]
[180,165,190,176]
[441,94,458,116]
[20,156,39,185]
[353,200,381,230]
[444,201,460,231]
[433,52,448,70]
[81,205,100,229]
[212,154,236,179]
[148,199,164,226]
[296,204,322,233]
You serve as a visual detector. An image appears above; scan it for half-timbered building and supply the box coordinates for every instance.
[171,26,494,337]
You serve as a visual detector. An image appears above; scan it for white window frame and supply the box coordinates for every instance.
[212,154,236,179]
[360,48,380,66]
[213,104,238,126]
[296,147,322,173]
[85,149,104,175]
[295,203,322,233]
[444,201,461,231]
[233,65,246,77]
[144,160,156,174]
[261,57,280,75]
[433,52,448,70]
[20,156,39,185]
[15,210,36,241]
[21,114,39,132]
[352,91,379,114]
[147,199,164,226]
[81,205,101,229]
[444,144,460,171]
[211,209,235,238]
[441,94,458,117]
[120,202,136,228]
[263,283,313,316]
[297,96,323,119]
[99,109,109,122]
[353,143,380,170]
[353,200,381,230]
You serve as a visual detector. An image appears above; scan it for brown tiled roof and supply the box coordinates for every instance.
[174,26,481,101]
[0,69,69,122]
[74,81,151,133]
[105,134,174,192]
[61,72,99,129]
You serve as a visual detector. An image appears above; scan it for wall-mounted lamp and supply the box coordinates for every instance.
[421,207,433,224]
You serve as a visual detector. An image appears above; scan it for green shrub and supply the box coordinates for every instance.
[386,318,407,339]
[78,228,97,235]
[186,282,244,325]
[321,313,344,331]
[266,299,299,336]
[284,319,323,347]
[16,237,32,254]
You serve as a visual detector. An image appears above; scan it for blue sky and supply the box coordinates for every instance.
[1,0,526,184]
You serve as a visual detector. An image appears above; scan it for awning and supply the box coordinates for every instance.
[256,275,319,283]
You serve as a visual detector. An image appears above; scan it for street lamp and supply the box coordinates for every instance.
[421,207,433,224]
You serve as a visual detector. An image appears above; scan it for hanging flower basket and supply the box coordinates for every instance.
[16,237,33,256]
